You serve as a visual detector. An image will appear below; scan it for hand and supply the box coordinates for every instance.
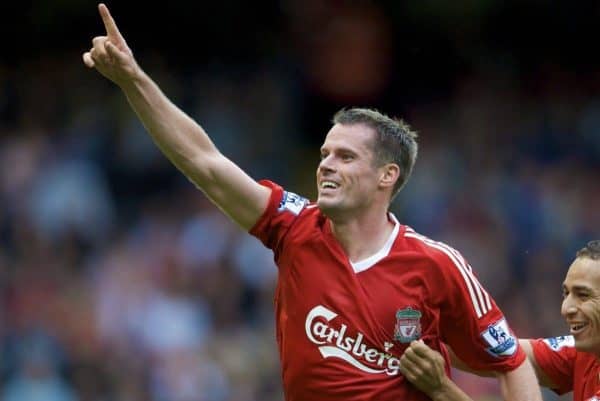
[400,340,449,397]
[82,3,139,87]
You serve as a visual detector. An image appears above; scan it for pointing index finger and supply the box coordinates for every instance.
[98,3,123,43]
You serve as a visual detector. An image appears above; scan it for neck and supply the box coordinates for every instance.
[329,207,396,263]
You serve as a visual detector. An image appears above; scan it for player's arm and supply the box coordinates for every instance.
[400,340,474,401]
[445,346,494,377]
[401,340,550,401]
[82,4,270,230]
[428,250,542,401]
[446,340,558,388]
[518,339,559,388]
[446,320,541,401]
[495,356,541,401]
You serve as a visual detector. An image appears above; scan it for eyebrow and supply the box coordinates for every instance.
[320,146,359,154]
[564,284,593,293]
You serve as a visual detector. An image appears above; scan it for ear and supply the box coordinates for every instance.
[379,163,400,190]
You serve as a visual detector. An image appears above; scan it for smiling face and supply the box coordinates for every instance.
[316,123,389,219]
[561,256,600,355]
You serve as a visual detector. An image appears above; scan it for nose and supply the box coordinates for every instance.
[561,295,577,318]
[318,155,336,174]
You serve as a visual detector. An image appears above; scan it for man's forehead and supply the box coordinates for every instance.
[323,123,375,145]
[564,258,600,290]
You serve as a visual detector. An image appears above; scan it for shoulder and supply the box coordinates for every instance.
[250,180,322,249]
[400,227,493,315]
[292,203,323,228]
[536,336,576,352]
[255,179,317,221]
[530,336,577,362]
[276,182,319,217]
[277,189,312,216]
[275,189,324,235]
[401,227,470,272]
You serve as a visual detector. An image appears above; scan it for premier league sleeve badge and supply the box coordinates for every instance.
[481,318,518,357]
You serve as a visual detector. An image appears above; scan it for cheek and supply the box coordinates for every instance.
[586,300,600,326]
[354,166,378,185]
[560,298,571,317]
[353,174,373,194]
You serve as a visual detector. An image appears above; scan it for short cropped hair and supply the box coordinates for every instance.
[332,108,418,200]
[576,240,600,261]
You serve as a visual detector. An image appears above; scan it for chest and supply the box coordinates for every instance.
[275,237,440,347]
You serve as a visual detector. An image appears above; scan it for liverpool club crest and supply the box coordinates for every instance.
[394,307,422,343]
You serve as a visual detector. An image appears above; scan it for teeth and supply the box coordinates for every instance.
[321,181,338,189]
[571,323,587,331]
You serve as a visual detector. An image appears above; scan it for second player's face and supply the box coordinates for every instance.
[561,257,600,355]
[316,123,382,217]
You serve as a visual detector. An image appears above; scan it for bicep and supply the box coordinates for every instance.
[496,358,543,401]
[446,346,495,377]
[519,339,560,389]
[192,153,271,230]
[447,343,544,382]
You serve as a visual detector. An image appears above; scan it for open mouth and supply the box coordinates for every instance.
[570,322,589,335]
[320,181,339,190]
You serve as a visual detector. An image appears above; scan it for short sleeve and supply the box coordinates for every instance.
[248,180,309,258]
[530,337,575,394]
[432,245,525,372]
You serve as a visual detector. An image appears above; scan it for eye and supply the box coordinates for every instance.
[341,153,355,161]
[578,292,591,300]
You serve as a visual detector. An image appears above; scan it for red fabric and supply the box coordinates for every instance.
[531,337,600,400]
[250,180,525,401]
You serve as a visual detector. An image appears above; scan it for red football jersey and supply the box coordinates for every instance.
[250,181,525,401]
[531,336,600,401]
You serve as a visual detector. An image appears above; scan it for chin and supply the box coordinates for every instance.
[317,198,333,210]
[574,338,597,354]
[317,197,341,216]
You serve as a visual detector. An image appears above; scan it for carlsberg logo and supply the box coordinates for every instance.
[305,305,401,376]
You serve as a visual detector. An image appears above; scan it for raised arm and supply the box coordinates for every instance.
[82,4,270,230]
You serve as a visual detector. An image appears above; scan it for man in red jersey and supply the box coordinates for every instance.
[400,241,600,401]
[83,4,541,400]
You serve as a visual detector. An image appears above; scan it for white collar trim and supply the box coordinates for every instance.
[350,213,399,274]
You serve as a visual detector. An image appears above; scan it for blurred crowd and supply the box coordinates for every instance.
[1,1,599,401]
